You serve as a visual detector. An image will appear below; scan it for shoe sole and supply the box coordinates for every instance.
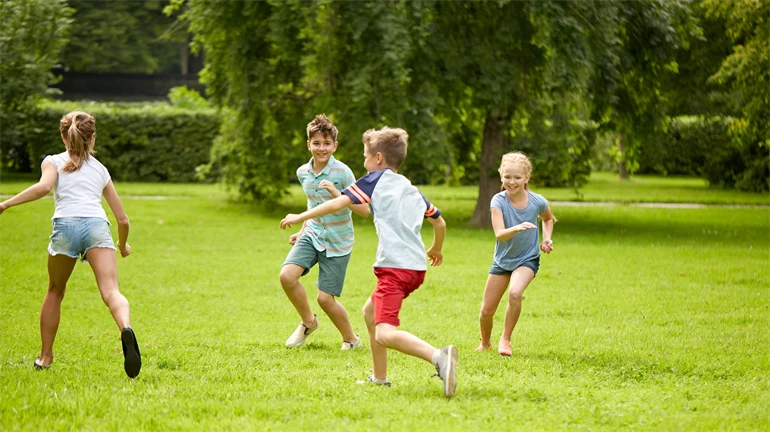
[443,345,458,398]
[121,328,142,378]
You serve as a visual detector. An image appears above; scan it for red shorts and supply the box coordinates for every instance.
[372,267,426,327]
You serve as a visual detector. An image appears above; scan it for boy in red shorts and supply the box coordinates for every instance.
[281,126,457,398]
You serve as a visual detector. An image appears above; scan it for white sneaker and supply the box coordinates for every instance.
[432,345,458,398]
[356,374,392,387]
[285,315,318,347]
[341,335,362,351]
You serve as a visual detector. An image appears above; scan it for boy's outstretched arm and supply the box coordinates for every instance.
[280,195,353,229]
[0,161,57,215]
[318,179,370,218]
[426,215,446,266]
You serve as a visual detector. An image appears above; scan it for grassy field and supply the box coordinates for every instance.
[0,175,768,431]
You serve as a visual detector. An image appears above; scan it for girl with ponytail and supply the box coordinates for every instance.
[0,110,142,378]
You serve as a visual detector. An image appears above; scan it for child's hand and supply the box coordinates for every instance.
[281,214,301,229]
[513,222,537,233]
[427,247,443,266]
[318,180,340,197]
[117,242,131,258]
[540,239,554,254]
[289,232,301,245]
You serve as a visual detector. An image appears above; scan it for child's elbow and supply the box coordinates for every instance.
[117,216,130,226]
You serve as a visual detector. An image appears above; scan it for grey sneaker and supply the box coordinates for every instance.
[432,345,458,398]
[341,335,362,351]
[356,375,392,387]
[285,315,318,347]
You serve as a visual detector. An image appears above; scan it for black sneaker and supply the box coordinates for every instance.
[121,327,142,378]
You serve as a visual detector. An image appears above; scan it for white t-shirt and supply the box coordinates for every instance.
[342,169,441,271]
[43,152,111,221]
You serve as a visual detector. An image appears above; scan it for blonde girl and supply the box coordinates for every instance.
[476,152,555,356]
[0,111,141,377]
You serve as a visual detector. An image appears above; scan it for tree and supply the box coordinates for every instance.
[61,0,183,74]
[425,1,613,226]
[0,0,72,170]
[704,0,769,192]
[588,1,699,180]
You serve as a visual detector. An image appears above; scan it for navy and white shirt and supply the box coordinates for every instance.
[342,169,441,271]
[490,190,548,271]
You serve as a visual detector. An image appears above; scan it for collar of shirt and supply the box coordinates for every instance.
[305,155,336,176]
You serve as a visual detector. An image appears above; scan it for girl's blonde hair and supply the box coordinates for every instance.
[498,151,532,175]
[59,110,96,173]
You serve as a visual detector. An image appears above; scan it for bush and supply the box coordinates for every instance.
[640,116,768,192]
[20,99,220,182]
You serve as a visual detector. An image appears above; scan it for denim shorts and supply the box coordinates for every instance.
[282,234,351,297]
[489,256,540,277]
[48,217,115,262]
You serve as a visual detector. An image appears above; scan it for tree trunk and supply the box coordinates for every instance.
[469,113,509,228]
[617,132,629,180]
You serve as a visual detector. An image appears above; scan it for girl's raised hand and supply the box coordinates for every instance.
[513,222,537,232]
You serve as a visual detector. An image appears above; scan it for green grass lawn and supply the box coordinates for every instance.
[0,176,768,431]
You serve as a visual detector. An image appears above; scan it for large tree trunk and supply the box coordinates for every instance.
[617,132,629,180]
[469,113,509,228]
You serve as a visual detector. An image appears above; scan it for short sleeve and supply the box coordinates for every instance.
[490,192,505,211]
[342,169,386,204]
[42,155,59,170]
[535,193,548,214]
[418,192,442,219]
[100,164,111,184]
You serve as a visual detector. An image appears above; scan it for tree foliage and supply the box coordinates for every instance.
[0,0,72,170]
[61,0,183,74]
[175,1,768,216]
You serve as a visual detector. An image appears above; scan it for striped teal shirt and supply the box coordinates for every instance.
[297,155,357,257]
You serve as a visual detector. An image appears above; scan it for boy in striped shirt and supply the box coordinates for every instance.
[280,114,370,350]
[280,126,457,398]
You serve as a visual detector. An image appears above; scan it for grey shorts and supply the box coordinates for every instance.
[49,217,115,263]
[489,257,540,277]
[282,234,351,297]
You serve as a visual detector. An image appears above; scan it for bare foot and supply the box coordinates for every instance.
[498,340,512,356]
[475,343,492,352]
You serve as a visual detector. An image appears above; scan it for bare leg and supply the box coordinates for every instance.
[499,267,535,355]
[279,264,315,326]
[478,273,511,351]
[86,248,131,330]
[38,254,77,366]
[317,291,356,342]
[363,298,387,380]
[374,323,437,363]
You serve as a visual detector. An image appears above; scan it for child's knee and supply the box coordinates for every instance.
[479,304,496,318]
[316,291,336,308]
[279,270,298,288]
[508,290,524,302]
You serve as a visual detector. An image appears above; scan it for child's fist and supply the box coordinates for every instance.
[318,180,340,197]
[540,239,553,254]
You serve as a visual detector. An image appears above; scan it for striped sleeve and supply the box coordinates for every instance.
[342,169,386,205]
[419,192,442,219]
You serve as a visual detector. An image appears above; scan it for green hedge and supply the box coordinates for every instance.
[640,116,768,192]
[8,99,221,182]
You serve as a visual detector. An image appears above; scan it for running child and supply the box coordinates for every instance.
[280,126,458,398]
[280,114,370,350]
[0,110,141,378]
[477,151,555,356]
